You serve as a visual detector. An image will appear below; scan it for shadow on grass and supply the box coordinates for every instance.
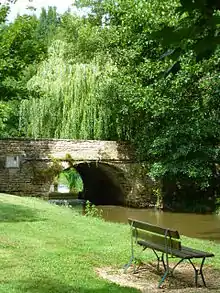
[1,278,139,293]
[0,203,45,223]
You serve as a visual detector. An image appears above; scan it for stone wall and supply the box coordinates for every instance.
[0,138,156,207]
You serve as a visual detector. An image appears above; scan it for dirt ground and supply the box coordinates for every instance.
[96,262,220,293]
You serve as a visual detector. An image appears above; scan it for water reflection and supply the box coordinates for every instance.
[98,206,220,242]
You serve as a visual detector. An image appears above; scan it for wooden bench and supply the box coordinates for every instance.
[124,218,214,288]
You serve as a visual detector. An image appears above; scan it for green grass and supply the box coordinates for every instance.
[0,194,219,293]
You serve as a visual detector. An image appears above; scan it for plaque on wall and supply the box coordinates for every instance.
[5,156,20,168]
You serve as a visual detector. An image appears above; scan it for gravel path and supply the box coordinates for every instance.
[96,262,220,292]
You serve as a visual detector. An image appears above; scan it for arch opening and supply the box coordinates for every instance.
[56,167,83,195]
[75,162,127,206]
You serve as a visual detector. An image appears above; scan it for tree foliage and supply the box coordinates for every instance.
[152,0,220,74]
[1,0,220,210]
[75,0,220,210]
[19,40,122,139]
[0,6,60,137]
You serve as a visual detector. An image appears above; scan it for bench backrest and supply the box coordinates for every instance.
[128,218,181,251]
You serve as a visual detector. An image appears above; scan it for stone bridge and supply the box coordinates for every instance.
[0,139,156,208]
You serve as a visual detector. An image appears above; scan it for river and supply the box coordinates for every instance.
[97,205,220,242]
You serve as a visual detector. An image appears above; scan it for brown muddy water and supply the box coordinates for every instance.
[97,205,220,242]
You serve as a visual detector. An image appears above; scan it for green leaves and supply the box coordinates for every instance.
[0,8,61,137]
[19,40,120,140]
[0,5,9,23]
[1,0,219,206]
[153,0,220,69]
[74,0,220,201]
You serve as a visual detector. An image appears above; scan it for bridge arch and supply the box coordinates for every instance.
[74,162,130,205]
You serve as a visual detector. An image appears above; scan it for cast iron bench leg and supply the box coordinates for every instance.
[124,223,135,273]
[158,268,170,288]
[152,250,166,272]
[200,258,207,287]
[169,258,185,276]
[158,250,170,288]
[123,256,134,273]
[188,257,206,287]
[123,246,147,273]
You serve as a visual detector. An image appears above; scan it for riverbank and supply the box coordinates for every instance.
[0,194,219,292]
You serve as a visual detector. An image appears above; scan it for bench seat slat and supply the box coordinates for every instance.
[137,240,214,259]
[181,246,214,258]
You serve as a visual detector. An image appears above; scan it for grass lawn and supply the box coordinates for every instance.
[0,194,219,293]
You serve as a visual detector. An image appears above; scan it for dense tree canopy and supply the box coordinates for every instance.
[1,0,220,211]
[75,0,220,210]
[0,5,60,136]
[19,40,121,139]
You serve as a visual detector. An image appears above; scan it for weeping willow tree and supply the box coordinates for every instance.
[58,168,83,194]
[19,40,121,139]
